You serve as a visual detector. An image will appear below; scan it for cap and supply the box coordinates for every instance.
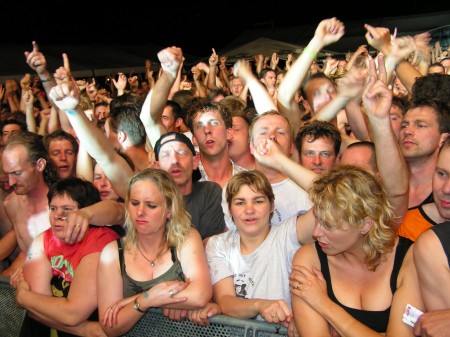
[154,132,201,182]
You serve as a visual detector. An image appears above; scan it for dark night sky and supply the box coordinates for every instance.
[3,1,450,56]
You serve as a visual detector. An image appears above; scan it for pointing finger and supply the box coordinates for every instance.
[32,41,39,52]
[63,53,71,74]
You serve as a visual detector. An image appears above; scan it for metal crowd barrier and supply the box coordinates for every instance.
[0,276,26,337]
[0,276,288,337]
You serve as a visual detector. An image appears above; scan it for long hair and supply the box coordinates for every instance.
[123,168,192,250]
[309,165,397,271]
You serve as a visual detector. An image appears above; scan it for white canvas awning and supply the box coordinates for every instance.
[220,37,333,63]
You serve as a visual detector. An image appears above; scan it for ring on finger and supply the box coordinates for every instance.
[76,224,81,228]
[271,313,277,318]
[296,282,302,290]
[169,289,175,297]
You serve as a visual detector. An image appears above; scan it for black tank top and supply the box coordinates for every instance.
[431,222,450,266]
[315,236,413,333]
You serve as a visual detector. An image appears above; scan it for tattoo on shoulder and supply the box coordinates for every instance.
[26,250,34,260]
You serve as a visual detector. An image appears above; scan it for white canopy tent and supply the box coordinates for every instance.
[219,37,333,63]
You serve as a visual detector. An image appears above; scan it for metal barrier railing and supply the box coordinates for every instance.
[0,276,287,337]
[0,276,26,337]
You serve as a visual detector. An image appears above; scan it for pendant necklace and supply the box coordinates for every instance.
[137,243,162,268]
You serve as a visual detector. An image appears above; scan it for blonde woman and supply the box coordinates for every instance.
[290,165,424,337]
[97,169,211,336]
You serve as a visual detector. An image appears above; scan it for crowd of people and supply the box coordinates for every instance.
[0,16,449,337]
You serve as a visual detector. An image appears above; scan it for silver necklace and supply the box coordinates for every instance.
[137,243,162,268]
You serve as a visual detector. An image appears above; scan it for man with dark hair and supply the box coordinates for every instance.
[44,129,79,179]
[295,120,341,174]
[401,100,450,208]
[185,98,245,188]
[1,118,27,145]
[105,103,150,172]
[161,100,185,133]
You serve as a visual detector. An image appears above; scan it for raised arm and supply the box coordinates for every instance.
[364,24,425,94]
[48,55,133,199]
[24,41,57,104]
[278,17,345,130]
[140,46,183,147]
[233,59,277,114]
[22,86,37,133]
[207,48,219,91]
[363,55,409,224]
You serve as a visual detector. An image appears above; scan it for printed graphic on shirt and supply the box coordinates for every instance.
[234,273,254,298]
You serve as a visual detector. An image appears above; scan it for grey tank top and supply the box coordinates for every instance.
[117,239,185,297]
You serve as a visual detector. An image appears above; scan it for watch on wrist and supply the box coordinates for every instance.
[133,297,146,313]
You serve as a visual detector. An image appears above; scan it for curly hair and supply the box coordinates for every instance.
[123,168,192,251]
[309,165,397,271]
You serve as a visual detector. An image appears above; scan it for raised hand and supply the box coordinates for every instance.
[158,46,183,79]
[191,66,201,81]
[233,59,253,81]
[209,48,219,67]
[53,53,74,84]
[364,24,392,54]
[314,17,345,47]
[24,41,48,75]
[20,73,32,90]
[270,52,279,69]
[48,81,80,111]
[362,56,392,120]
[112,72,127,93]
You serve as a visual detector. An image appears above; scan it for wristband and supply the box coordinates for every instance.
[40,77,51,83]
[303,47,317,60]
[66,109,76,115]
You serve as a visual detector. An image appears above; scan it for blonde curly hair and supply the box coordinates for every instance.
[309,165,397,271]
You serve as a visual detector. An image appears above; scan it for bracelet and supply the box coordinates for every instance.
[40,77,51,83]
[303,47,317,60]
[133,296,147,313]
[66,109,77,115]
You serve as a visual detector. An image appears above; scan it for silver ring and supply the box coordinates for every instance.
[169,289,174,297]
[296,282,301,290]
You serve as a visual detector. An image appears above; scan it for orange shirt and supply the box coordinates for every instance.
[397,206,437,242]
